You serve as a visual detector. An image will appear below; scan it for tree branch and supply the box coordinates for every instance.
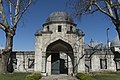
[88,7,104,14]
[113,5,119,20]
[0,0,9,27]
[118,0,120,6]
[9,0,13,26]
[0,22,7,31]
[17,0,32,24]
[13,0,21,26]
[12,0,32,32]
[93,2,116,21]
[8,0,16,7]
[104,1,114,18]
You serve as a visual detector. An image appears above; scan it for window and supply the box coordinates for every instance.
[116,61,120,71]
[58,25,62,32]
[13,59,17,65]
[0,54,1,58]
[12,59,17,69]
[100,59,107,69]
[28,58,34,69]
[47,26,49,31]
[70,26,73,32]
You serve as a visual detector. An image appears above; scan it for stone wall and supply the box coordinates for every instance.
[85,49,116,72]
[12,51,35,72]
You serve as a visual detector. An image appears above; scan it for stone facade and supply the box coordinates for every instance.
[10,11,118,75]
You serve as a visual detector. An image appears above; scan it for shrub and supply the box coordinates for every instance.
[32,73,42,80]
[25,75,35,80]
[76,73,96,80]
[24,73,42,80]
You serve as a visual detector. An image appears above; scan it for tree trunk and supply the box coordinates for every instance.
[116,26,120,40]
[0,32,14,73]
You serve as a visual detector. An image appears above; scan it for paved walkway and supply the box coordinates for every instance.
[41,74,78,80]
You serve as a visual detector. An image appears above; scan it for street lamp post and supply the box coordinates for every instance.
[106,28,110,49]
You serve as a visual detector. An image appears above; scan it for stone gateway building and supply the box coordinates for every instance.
[34,11,85,75]
[4,11,119,75]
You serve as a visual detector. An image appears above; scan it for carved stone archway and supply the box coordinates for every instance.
[46,39,74,75]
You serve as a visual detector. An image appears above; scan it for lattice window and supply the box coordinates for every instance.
[28,58,34,69]
[100,59,107,69]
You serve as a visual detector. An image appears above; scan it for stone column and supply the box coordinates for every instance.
[77,48,85,72]
[74,37,85,73]
[77,56,85,72]
[34,36,42,72]
[41,53,46,75]
[68,56,73,75]
[74,55,78,74]
[46,55,51,75]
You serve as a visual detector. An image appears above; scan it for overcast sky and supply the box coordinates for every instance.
[0,0,117,50]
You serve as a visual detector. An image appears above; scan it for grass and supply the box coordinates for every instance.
[92,72,120,80]
[0,72,31,80]
[1,72,120,80]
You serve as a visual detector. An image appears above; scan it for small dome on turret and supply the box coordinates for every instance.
[35,29,42,36]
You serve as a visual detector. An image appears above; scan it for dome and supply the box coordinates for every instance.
[45,11,74,24]
[110,36,120,47]
[35,29,42,36]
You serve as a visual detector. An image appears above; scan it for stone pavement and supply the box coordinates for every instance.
[41,74,78,80]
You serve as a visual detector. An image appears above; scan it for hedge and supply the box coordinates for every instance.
[76,73,96,80]
[25,73,42,80]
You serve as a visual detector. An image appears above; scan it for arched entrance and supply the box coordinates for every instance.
[46,39,74,75]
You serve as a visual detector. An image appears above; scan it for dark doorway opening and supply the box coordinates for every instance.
[51,53,68,74]
[60,59,68,74]
[51,53,60,74]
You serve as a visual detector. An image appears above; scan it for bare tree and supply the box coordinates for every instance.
[0,0,33,73]
[68,0,120,39]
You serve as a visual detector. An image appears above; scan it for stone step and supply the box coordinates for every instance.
[41,74,78,80]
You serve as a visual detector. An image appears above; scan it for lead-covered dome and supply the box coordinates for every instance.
[110,36,120,47]
[45,11,74,24]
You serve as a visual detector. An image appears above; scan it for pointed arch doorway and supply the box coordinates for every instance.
[46,39,74,75]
